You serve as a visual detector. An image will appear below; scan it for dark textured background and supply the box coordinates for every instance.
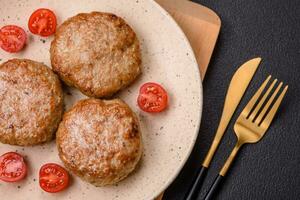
[164,0,300,199]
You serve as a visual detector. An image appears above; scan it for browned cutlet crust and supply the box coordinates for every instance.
[0,59,64,146]
[56,98,142,186]
[50,12,141,98]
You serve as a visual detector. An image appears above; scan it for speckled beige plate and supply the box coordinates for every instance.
[0,0,202,199]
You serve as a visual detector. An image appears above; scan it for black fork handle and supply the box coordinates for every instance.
[204,175,224,200]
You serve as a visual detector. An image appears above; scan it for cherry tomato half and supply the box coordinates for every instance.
[39,163,69,193]
[28,8,57,37]
[0,152,27,182]
[137,82,168,113]
[0,25,27,53]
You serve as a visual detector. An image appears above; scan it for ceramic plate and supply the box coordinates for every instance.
[0,0,202,199]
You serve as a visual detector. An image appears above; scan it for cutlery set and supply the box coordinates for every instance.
[185,58,288,200]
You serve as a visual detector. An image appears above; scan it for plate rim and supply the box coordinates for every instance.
[148,0,203,199]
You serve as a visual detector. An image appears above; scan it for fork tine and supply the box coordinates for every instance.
[241,75,272,117]
[255,82,283,124]
[260,86,288,129]
[248,79,277,121]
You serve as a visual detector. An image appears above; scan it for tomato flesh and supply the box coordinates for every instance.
[0,25,27,53]
[137,82,168,113]
[28,8,57,37]
[0,152,27,182]
[39,163,69,193]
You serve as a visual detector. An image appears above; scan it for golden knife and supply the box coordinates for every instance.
[185,57,262,200]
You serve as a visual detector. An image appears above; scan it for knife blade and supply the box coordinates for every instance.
[185,57,261,200]
[202,57,262,167]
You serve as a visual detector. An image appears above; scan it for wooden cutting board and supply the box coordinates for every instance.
[154,0,221,199]
[156,0,221,80]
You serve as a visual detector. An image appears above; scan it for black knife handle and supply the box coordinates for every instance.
[203,175,224,200]
[185,166,208,200]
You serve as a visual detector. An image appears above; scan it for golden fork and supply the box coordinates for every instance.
[204,75,288,200]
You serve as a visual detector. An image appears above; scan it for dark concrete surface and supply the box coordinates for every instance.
[164,0,300,199]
